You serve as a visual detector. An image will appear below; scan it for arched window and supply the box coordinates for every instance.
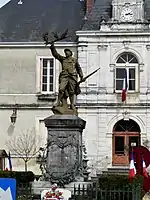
[115,52,139,92]
[113,119,141,132]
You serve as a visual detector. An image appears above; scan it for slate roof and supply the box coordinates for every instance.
[83,0,112,30]
[83,0,150,30]
[0,0,85,42]
[145,0,150,20]
[1,0,150,41]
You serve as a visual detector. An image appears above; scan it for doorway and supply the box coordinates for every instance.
[112,119,141,166]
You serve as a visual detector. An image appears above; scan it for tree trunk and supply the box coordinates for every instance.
[24,161,28,171]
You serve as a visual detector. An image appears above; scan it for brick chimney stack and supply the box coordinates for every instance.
[86,0,94,16]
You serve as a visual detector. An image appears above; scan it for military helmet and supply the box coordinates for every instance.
[64,48,73,56]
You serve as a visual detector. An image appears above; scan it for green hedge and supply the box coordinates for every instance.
[97,174,144,188]
[92,175,144,200]
[0,171,35,183]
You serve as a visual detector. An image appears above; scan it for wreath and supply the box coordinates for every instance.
[43,184,64,200]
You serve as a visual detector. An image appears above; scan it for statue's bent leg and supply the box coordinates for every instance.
[68,79,77,110]
[55,91,64,107]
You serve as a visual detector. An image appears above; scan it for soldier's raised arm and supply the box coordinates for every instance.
[50,43,64,61]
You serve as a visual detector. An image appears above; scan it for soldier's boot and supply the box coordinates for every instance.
[70,104,76,111]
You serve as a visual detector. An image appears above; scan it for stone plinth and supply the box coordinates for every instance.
[44,115,86,185]
[32,181,51,195]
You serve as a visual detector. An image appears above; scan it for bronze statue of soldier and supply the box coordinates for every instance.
[50,43,83,113]
[43,30,100,115]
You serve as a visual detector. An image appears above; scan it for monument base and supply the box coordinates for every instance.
[44,115,86,186]
[31,181,92,195]
[52,106,77,115]
[32,181,52,195]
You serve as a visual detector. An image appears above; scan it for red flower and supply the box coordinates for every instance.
[52,187,57,191]
[59,192,62,196]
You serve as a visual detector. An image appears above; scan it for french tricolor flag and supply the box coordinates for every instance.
[143,159,149,178]
[122,69,128,102]
[5,152,12,171]
[129,152,136,180]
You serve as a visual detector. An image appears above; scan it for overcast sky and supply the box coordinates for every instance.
[0,0,10,8]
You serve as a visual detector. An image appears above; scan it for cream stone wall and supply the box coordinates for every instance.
[0,42,77,174]
[76,28,150,173]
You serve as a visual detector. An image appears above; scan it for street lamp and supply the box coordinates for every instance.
[10,108,17,125]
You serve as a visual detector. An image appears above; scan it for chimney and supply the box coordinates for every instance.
[86,0,94,16]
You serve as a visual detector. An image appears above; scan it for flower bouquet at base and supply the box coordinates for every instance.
[43,184,64,200]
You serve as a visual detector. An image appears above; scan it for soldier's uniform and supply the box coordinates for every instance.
[50,44,83,97]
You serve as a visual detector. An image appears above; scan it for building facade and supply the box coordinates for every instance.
[0,0,150,175]
[0,42,78,174]
[76,0,150,173]
[0,0,85,174]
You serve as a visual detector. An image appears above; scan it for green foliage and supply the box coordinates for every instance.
[17,195,33,200]
[0,171,35,183]
[98,174,144,188]
[97,174,145,199]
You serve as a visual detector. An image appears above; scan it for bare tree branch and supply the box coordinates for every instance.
[6,128,44,171]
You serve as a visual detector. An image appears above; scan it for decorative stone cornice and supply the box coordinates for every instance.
[78,41,88,51]
[123,40,131,49]
[0,42,76,48]
[122,110,130,121]
[76,102,150,108]
[78,45,88,51]
[44,115,86,129]
[36,93,56,101]
[146,45,150,51]
[109,64,115,72]
[0,104,53,109]
[139,63,144,72]
[97,44,108,51]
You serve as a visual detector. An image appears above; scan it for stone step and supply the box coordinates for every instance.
[102,166,129,175]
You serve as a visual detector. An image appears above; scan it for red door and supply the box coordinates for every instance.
[112,119,141,166]
[112,132,140,165]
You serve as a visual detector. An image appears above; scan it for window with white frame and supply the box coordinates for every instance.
[40,58,55,93]
[115,52,139,92]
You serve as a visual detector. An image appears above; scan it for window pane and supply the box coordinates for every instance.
[50,59,54,68]
[129,68,135,79]
[50,69,53,76]
[50,76,53,84]
[116,80,123,90]
[42,76,47,83]
[43,68,47,76]
[129,55,138,63]
[115,136,124,154]
[129,57,138,63]
[128,54,134,62]
[42,84,47,91]
[129,80,135,90]
[121,53,127,62]
[50,84,53,91]
[41,58,54,93]
[116,68,125,79]
[43,59,48,68]
[117,57,126,63]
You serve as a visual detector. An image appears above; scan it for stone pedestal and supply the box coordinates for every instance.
[44,115,86,185]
